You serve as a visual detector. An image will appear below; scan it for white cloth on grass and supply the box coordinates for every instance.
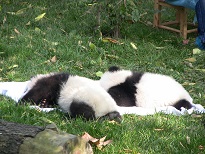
[0,81,205,115]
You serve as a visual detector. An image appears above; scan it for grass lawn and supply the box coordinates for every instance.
[0,0,205,153]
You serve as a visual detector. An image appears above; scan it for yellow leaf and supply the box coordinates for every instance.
[195,69,205,72]
[35,27,41,33]
[26,21,31,26]
[155,46,164,50]
[186,136,190,144]
[89,42,96,50]
[182,82,195,86]
[8,64,18,69]
[193,48,202,55]
[102,37,121,44]
[51,42,59,46]
[16,8,27,15]
[51,56,57,63]
[14,28,20,34]
[96,71,103,77]
[7,12,16,15]
[130,42,137,50]
[106,54,119,59]
[35,13,46,21]
[185,57,196,63]
[154,128,164,131]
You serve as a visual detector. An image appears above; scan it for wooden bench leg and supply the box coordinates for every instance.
[154,1,161,27]
[179,8,188,39]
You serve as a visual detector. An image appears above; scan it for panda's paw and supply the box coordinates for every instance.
[101,111,122,123]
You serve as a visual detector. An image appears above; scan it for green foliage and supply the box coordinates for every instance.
[89,0,140,38]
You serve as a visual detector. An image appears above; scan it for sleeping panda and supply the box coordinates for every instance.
[20,72,121,121]
[99,66,194,110]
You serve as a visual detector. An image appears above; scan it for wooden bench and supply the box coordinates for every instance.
[153,0,197,39]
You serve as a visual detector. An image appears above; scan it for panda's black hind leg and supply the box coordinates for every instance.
[173,99,193,110]
[69,102,96,120]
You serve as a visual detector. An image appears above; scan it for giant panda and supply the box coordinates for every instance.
[99,66,194,110]
[20,72,121,121]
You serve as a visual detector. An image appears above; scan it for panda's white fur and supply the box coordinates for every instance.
[135,72,192,108]
[58,75,119,118]
[20,73,121,121]
[99,67,193,109]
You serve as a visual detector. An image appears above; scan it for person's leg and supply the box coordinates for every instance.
[195,0,205,49]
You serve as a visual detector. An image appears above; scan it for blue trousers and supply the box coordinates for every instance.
[196,0,205,43]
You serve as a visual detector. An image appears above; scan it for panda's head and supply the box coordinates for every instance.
[99,66,133,90]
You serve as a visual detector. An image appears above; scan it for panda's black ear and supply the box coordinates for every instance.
[108,66,120,72]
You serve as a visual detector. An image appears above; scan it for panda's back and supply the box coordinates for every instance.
[135,73,193,108]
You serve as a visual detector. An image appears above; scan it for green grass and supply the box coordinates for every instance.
[0,0,205,153]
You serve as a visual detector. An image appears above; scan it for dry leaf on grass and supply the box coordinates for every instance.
[81,132,112,150]
[130,42,137,50]
[186,136,190,144]
[198,145,204,150]
[14,28,21,34]
[102,37,122,44]
[51,55,57,63]
[154,128,164,131]
[185,57,196,63]
[35,13,46,22]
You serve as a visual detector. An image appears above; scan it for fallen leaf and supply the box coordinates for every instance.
[182,82,195,86]
[96,71,103,77]
[102,37,121,44]
[195,69,205,72]
[26,21,31,26]
[81,132,98,143]
[193,48,202,55]
[14,28,20,34]
[106,54,119,59]
[35,13,46,21]
[97,136,112,150]
[3,16,6,24]
[186,136,190,144]
[81,132,112,150]
[50,56,57,63]
[155,46,164,50]
[180,142,185,148]
[185,57,196,63]
[199,145,204,150]
[123,149,133,153]
[35,27,41,33]
[51,42,59,46]
[130,42,137,50]
[154,128,164,131]
[16,8,27,15]
[89,42,96,50]
[7,12,16,15]
[191,114,202,118]
[8,64,18,69]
